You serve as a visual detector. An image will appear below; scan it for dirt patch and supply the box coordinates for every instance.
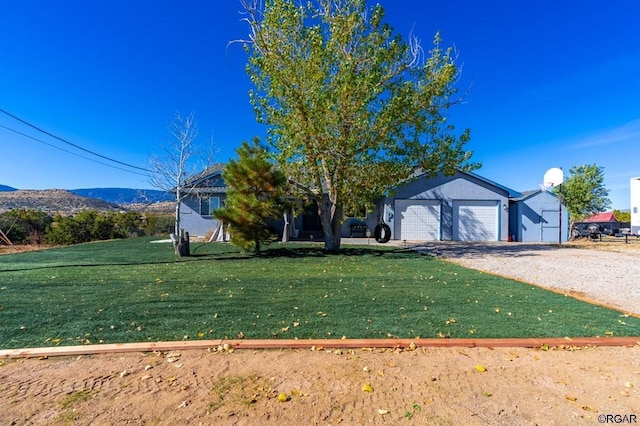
[1,345,639,425]
[0,244,48,255]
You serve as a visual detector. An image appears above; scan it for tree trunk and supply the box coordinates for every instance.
[318,195,343,252]
[174,189,181,238]
[171,229,190,257]
[568,217,577,241]
[179,230,190,256]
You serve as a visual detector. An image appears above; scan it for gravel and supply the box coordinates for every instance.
[411,242,640,316]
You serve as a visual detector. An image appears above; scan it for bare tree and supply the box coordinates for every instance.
[149,112,213,256]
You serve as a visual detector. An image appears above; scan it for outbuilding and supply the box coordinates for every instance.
[508,189,568,242]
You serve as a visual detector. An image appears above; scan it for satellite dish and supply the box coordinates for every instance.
[543,167,564,188]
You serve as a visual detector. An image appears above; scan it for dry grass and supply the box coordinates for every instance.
[566,235,640,253]
[0,244,49,255]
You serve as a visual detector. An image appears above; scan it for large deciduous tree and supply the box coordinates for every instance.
[214,139,287,254]
[557,164,611,230]
[241,0,478,251]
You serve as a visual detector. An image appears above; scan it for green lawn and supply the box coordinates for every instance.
[1,237,638,349]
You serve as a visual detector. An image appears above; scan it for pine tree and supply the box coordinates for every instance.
[214,139,287,254]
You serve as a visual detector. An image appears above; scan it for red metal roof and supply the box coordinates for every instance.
[584,212,617,222]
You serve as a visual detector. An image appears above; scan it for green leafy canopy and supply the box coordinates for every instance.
[557,163,611,223]
[242,0,478,250]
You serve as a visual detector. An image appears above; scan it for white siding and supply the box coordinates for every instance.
[632,177,640,235]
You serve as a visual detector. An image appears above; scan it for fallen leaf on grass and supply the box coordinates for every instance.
[475,365,487,372]
[362,383,373,392]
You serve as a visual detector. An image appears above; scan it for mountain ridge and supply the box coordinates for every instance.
[69,188,172,204]
[0,187,173,214]
[0,189,122,213]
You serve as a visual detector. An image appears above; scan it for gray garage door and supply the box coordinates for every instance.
[453,200,498,241]
[396,200,441,241]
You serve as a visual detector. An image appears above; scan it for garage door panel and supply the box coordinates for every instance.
[453,201,498,241]
[397,200,441,241]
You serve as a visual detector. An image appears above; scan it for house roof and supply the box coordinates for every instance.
[169,163,226,194]
[465,171,522,198]
[183,163,225,187]
[510,188,560,202]
[403,169,522,198]
[584,212,617,222]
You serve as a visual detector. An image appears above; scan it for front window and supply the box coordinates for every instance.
[200,196,220,216]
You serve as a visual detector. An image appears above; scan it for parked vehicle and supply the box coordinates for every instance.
[571,223,592,238]
[572,221,622,238]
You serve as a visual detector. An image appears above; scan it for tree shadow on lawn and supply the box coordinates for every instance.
[413,242,570,259]
[0,245,429,272]
[258,245,430,260]
[0,252,241,273]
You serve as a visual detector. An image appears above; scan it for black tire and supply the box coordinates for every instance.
[374,223,391,243]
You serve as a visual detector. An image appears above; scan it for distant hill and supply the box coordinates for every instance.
[0,189,122,213]
[70,188,173,204]
[0,185,17,192]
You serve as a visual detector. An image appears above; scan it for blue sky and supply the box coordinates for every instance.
[1,1,639,210]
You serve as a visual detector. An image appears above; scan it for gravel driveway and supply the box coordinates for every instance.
[411,242,640,316]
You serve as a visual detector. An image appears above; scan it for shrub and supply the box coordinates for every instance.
[143,214,174,236]
[0,209,52,244]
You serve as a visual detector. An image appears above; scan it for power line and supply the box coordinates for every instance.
[0,107,153,173]
[0,124,149,177]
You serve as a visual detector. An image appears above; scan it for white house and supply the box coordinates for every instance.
[631,177,640,235]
